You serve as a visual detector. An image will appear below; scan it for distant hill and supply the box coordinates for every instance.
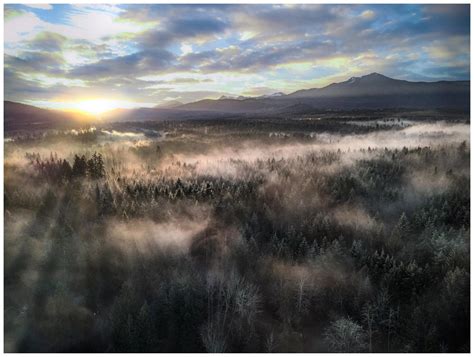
[4,101,92,131]
[178,97,273,112]
[100,106,235,123]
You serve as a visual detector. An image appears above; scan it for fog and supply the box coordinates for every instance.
[4,117,470,352]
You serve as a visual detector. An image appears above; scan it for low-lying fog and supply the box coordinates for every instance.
[4,118,470,352]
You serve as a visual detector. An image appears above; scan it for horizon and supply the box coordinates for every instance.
[5,4,470,114]
[5,71,471,116]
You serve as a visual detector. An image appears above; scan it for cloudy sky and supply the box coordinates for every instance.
[4,4,470,112]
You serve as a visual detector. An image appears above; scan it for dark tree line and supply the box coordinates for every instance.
[29,152,105,182]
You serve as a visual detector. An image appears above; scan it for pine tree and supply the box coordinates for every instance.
[60,159,73,181]
[87,152,105,179]
[72,155,87,177]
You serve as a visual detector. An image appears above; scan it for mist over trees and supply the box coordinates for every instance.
[4,114,470,352]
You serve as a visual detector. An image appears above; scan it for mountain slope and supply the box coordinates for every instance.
[4,101,92,131]
[154,100,184,109]
[178,97,275,112]
[289,72,469,98]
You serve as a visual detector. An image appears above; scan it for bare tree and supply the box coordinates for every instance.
[324,317,368,352]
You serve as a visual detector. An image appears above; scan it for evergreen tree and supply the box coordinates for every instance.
[87,152,105,179]
[72,155,87,177]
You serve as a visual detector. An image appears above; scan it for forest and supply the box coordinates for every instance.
[4,112,470,352]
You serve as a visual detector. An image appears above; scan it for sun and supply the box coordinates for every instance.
[76,99,119,115]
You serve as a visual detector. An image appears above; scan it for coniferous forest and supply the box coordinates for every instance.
[4,114,470,352]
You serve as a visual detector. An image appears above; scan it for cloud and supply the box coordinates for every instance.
[147,77,214,86]
[4,4,470,108]
[181,44,193,55]
[243,86,281,96]
[136,15,228,50]
[4,5,147,46]
[5,52,65,74]
[360,10,375,20]
[27,31,67,51]
[233,5,336,33]
[4,9,45,44]
[67,48,175,80]
[23,4,53,10]
[170,17,227,37]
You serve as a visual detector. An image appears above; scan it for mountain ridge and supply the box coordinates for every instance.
[176,73,469,112]
[288,72,469,98]
[4,73,470,127]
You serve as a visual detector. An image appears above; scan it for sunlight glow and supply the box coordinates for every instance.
[73,99,122,115]
[27,98,158,115]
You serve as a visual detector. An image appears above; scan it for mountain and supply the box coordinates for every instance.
[178,97,273,112]
[4,101,92,131]
[258,92,286,99]
[100,106,235,123]
[289,72,469,98]
[154,100,183,109]
[219,95,249,100]
[176,73,469,113]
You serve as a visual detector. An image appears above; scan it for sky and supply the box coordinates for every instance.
[4,4,471,113]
